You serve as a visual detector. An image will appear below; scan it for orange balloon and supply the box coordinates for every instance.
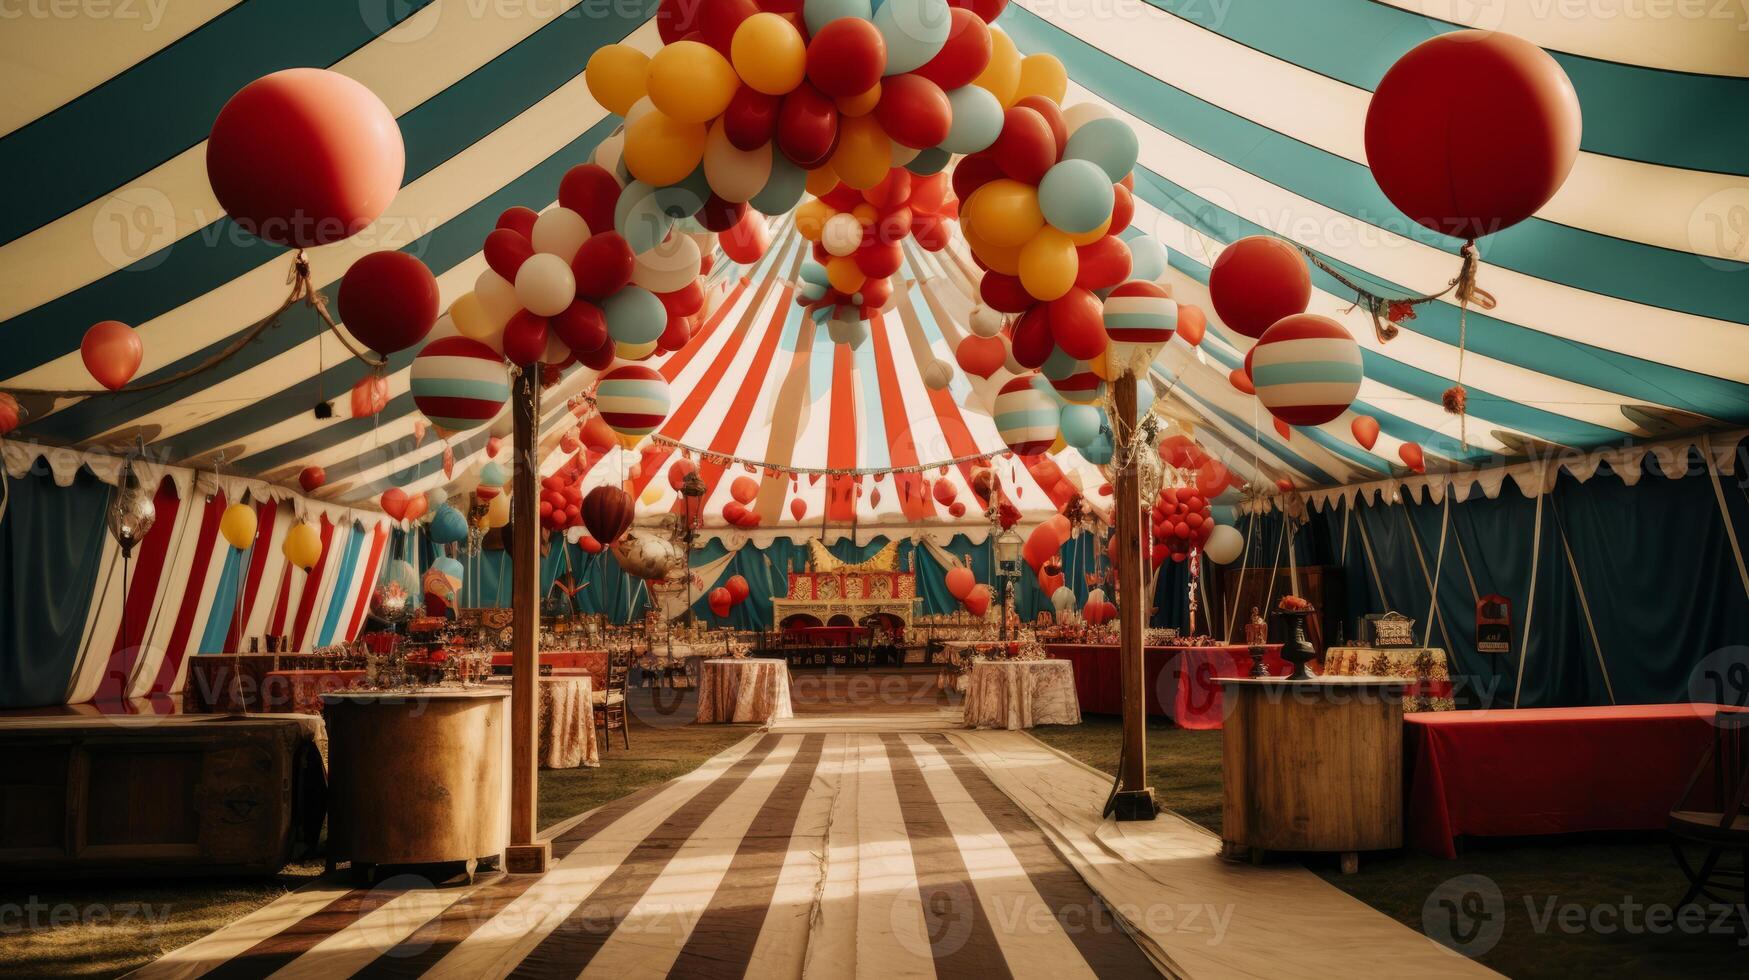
[1352,414,1381,450]
[1175,304,1206,346]
[1399,441,1426,472]
[80,320,142,390]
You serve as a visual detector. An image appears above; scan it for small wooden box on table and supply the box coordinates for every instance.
[1218,676,1406,874]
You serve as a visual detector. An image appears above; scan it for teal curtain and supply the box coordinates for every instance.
[0,467,112,708]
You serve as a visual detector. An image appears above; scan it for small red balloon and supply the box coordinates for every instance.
[502,310,550,365]
[557,163,622,235]
[776,83,840,168]
[551,300,607,355]
[806,18,886,98]
[337,251,439,355]
[915,8,991,89]
[724,86,781,151]
[483,228,534,282]
[1048,288,1106,361]
[1074,235,1132,292]
[876,74,951,149]
[571,231,635,299]
[80,320,142,391]
[298,466,326,493]
[990,107,1056,184]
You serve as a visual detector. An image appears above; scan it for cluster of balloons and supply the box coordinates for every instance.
[707,574,751,617]
[722,475,765,528]
[1081,587,1115,626]
[945,564,992,617]
[586,0,1028,223]
[793,169,954,342]
[1149,486,1212,565]
[538,453,591,533]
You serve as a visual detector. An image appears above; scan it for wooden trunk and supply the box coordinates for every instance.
[1219,677,1404,870]
[321,688,509,868]
[0,715,322,879]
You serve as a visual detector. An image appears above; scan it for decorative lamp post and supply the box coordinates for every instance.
[996,528,1023,643]
[680,470,706,628]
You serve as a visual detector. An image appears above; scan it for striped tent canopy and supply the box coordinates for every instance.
[3,0,1746,531]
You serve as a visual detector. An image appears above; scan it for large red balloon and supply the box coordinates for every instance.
[725,574,751,604]
[380,488,409,520]
[80,320,142,390]
[557,163,622,235]
[777,83,840,168]
[915,8,992,90]
[571,232,635,299]
[945,565,976,600]
[962,583,991,617]
[876,75,951,150]
[338,251,438,355]
[723,86,782,151]
[806,18,886,98]
[1365,31,1580,241]
[708,586,734,618]
[1207,236,1311,339]
[207,69,404,248]
[1048,288,1106,360]
[581,485,635,545]
[990,107,1057,184]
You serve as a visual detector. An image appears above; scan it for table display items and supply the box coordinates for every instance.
[1272,595,1319,680]
[1244,607,1270,678]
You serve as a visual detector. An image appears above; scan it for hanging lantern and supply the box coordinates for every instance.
[107,461,156,558]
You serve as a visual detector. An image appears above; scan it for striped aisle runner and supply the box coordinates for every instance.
[136,732,1163,980]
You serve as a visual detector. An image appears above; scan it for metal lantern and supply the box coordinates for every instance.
[369,582,412,624]
[107,461,156,558]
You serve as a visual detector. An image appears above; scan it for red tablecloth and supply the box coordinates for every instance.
[1043,643,1288,729]
[489,650,607,683]
[1404,703,1722,858]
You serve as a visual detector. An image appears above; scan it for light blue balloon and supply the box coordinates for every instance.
[1040,346,1078,381]
[479,460,507,487]
[1064,117,1140,182]
[874,0,951,75]
[614,181,675,254]
[1080,425,1114,465]
[603,286,667,345]
[1038,160,1115,235]
[1059,403,1102,448]
[1128,233,1169,282]
[800,261,831,287]
[940,85,1002,154]
[432,556,465,581]
[430,506,468,545]
[1029,372,1066,406]
[750,153,807,215]
[800,281,828,302]
[804,0,872,35]
[904,146,951,175]
[388,559,419,595]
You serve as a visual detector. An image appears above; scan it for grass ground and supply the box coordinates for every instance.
[1031,717,1749,980]
[0,695,753,979]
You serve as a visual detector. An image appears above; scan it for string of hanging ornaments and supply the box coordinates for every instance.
[648,434,1009,478]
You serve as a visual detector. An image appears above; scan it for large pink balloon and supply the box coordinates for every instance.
[207,69,404,248]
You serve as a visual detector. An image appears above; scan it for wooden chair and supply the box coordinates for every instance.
[1668,708,1749,910]
[594,646,631,752]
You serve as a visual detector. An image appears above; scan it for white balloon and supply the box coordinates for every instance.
[531,207,590,261]
[593,128,626,178]
[1051,586,1075,610]
[827,314,868,348]
[623,97,654,129]
[702,121,772,203]
[969,304,1004,338]
[630,232,701,294]
[822,213,864,257]
[515,253,577,316]
[921,358,954,390]
[1062,102,1113,136]
[1204,524,1244,564]
[475,269,521,327]
[1002,337,1024,375]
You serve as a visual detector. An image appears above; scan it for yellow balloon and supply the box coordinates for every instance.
[615,339,659,360]
[966,179,1043,247]
[795,198,833,241]
[826,255,866,293]
[1019,227,1078,301]
[962,225,1022,275]
[646,40,739,123]
[624,110,708,187]
[283,522,322,570]
[486,493,510,529]
[450,292,498,343]
[1049,434,1069,454]
[640,485,664,506]
[584,44,650,116]
[1065,215,1112,246]
[1014,54,1068,104]
[1089,348,1118,380]
[219,503,256,550]
[830,115,891,190]
[975,29,1022,107]
[804,162,840,196]
[731,12,805,96]
[851,203,878,225]
[836,83,881,118]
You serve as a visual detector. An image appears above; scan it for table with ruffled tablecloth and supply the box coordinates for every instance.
[1321,646,1454,711]
[696,658,793,724]
[962,659,1082,730]
[486,675,597,768]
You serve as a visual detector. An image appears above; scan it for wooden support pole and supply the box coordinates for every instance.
[504,367,550,873]
[1110,371,1157,820]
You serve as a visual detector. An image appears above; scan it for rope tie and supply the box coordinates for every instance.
[1444,241,1496,450]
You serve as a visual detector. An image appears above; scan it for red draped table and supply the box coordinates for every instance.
[1404,703,1722,858]
[1043,643,1287,729]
